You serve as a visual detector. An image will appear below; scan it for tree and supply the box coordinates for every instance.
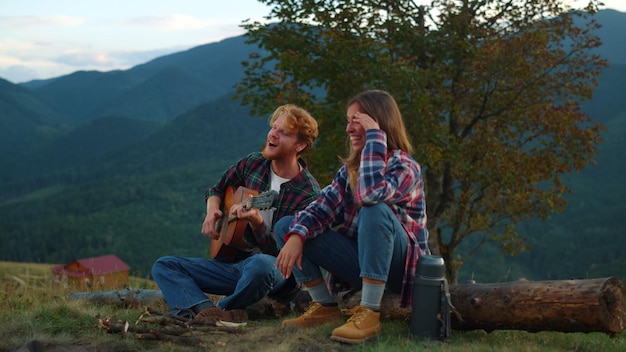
[235,0,606,283]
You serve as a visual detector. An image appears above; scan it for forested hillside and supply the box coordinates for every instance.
[0,78,65,157]
[0,96,268,275]
[0,10,625,280]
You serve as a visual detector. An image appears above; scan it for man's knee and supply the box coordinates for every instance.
[151,255,173,276]
[245,255,277,278]
[274,216,294,246]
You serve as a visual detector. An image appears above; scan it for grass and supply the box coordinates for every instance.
[1,261,624,352]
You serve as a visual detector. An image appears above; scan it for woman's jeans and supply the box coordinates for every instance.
[151,253,288,315]
[274,203,408,294]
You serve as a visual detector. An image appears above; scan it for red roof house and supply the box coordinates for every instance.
[52,254,130,291]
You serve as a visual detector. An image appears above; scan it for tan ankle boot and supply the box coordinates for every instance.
[281,302,342,328]
[330,305,381,344]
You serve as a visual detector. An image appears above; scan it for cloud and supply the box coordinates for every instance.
[54,51,116,67]
[123,14,208,31]
[0,39,37,56]
[0,65,40,83]
[0,44,190,84]
[0,15,84,28]
[53,46,188,69]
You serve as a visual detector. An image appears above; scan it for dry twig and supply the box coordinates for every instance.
[98,306,246,346]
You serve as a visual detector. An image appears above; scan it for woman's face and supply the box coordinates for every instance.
[346,102,366,152]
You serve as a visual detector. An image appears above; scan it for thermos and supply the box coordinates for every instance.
[410,255,451,341]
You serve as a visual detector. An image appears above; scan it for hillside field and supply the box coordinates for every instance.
[1,261,624,352]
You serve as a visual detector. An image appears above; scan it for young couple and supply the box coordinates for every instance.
[152,89,429,344]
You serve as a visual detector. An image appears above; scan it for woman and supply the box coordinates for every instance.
[274,90,429,344]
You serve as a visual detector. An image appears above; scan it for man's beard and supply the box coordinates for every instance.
[262,145,278,160]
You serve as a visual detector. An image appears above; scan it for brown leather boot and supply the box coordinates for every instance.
[195,306,248,323]
[281,302,342,328]
[330,305,381,344]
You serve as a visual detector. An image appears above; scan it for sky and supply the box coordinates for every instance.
[1,0,624,84]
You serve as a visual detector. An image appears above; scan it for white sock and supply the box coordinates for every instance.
[307,282,335,305]
[360,281,385,311]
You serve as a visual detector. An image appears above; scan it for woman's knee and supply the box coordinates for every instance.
[358,203,393,228]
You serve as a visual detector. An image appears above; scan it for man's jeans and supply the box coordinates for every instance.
[274,203,407,293]
[151,253,288,314]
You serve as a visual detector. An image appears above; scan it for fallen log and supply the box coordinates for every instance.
[69,277,626,335]
[305,277,626,335]
[449,277,626,335]
[68,288,165,308]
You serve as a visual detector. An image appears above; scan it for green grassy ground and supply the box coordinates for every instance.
[1,262,624,352]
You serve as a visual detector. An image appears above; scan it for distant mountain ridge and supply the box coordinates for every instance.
[19,35,255,124]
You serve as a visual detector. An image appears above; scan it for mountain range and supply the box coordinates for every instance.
[0,10,625,281]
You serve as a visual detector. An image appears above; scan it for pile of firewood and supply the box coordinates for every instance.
[98,307,246,346]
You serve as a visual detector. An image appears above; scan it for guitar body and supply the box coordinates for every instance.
[222,187,256,250]
[210,186,277,262]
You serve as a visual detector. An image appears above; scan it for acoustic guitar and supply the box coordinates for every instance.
[210,186,277,261]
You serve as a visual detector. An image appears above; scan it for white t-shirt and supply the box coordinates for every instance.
[259,167,292,227]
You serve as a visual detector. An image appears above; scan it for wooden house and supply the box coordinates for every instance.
[52,254,130,291]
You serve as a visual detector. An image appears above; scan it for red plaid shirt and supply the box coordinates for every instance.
[205,152,320,256]
[289,130,429,307]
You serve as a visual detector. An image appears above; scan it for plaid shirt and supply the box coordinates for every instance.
[289,129,429,307]
[205,152,320,257]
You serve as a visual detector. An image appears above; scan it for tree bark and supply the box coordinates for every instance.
[449,277,626,335]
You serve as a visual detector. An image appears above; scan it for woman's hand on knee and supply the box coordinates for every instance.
[275,235,303,279]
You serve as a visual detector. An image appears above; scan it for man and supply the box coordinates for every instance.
[151,104,320,322]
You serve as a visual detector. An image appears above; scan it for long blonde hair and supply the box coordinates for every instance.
[342,90,413,191]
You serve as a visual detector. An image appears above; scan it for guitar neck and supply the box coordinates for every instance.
[241,198,253,211]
